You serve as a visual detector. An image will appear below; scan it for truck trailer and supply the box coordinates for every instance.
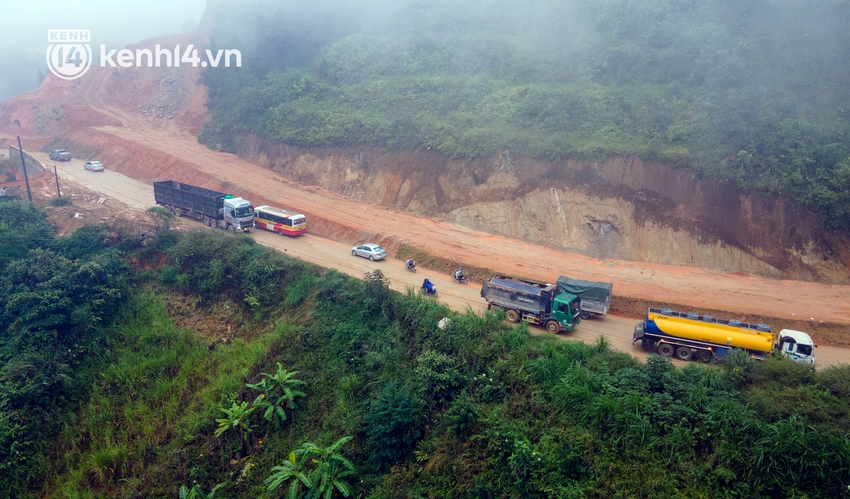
[153,180,255,233]
[480,275,581,333]
[633,307,815,364]
[556,276,612,319]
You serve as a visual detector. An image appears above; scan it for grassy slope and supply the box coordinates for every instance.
[0,214,845,498]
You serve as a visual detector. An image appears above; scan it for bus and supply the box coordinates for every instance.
[253,205,307,236]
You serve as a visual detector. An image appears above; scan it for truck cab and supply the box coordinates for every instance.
[222,196,255,232]
[777,329,816,365]
[549,293,582,332]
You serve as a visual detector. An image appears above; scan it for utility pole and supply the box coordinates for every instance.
[16,136,32,203]
[54,165,61,196]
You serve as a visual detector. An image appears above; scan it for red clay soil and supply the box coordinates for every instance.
[1,32,849,328]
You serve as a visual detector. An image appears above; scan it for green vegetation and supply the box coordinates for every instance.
[1,208,849,497]
[201,0,850,231]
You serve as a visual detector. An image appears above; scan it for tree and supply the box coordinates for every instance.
[145,206,175,236]
[246,363,306,428]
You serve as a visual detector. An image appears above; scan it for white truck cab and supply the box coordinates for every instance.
[777,329,816,365]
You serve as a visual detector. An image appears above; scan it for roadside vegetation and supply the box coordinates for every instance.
[1,201,849,498]
[200,0,850,232]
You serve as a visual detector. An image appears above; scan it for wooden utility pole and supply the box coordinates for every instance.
[54,165,61,196]
[16,136,32,203]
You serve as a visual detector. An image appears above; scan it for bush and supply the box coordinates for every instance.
[47,195,73,207]
[364,382,423,471]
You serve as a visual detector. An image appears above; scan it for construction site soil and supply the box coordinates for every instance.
[0,29,848,359]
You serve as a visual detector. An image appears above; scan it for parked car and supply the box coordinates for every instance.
[351,243,387,261]
[84,161,104,172]
[49,149,72,161]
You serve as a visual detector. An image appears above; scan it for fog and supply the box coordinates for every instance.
[0,0,206,102]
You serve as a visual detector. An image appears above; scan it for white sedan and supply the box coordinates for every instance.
[84,161,104,172]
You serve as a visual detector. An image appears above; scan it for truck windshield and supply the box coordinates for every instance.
[796,344,812,356]
[235,206,254,217]
[570,299,581,316]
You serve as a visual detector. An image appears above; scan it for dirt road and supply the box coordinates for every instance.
[53,109,850,327]
[30,155,849,367]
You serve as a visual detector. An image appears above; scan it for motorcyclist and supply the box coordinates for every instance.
[406,257,416,270]
[455,267,465,281]
[422,278,435,294]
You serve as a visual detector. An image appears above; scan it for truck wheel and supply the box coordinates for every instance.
[173,206,181,217]
[203,217,210,226]
[580,310,591,320]
[694,350,712,363]
[656,343,675,357]
[505,310,520,323]
[227,225,236,234]
[675,347,693,361]
[544,320,560,333]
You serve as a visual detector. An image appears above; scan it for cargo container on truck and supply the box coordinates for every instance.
[153,180,254,233]
[556,276,612,319]
[633,307,815,364]
[481,275,581,333]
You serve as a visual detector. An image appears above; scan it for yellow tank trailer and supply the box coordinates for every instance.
[633,307,815,364]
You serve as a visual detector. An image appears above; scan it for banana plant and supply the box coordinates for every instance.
[246,363,306,428]
[214,401,255,452]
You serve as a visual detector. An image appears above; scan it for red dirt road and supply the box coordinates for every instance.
[29,155,850,367]
[71,113,850,326]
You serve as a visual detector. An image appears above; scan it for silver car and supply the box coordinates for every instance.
[84,161,104,172]
[351,243,387,261]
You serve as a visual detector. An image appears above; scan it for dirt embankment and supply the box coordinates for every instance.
[237,137,850,284]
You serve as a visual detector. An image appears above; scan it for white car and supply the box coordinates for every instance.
[84,161,104,172]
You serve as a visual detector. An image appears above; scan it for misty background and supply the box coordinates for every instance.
[0,0,206,103]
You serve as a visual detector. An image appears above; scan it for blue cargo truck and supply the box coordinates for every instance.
[481,275,581,333]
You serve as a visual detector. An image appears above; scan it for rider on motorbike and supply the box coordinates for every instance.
[455,267,465,281]
[406,257,416,270]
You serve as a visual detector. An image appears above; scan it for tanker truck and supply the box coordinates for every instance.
[480,275,581,333]
[633,307,815,364]
[153,180,255,233]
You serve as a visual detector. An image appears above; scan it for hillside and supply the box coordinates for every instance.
[195,0,850,279]
[201,0,850,227]
[1,204,849,498]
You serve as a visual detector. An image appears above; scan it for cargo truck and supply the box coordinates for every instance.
[480,275,581,333]
[556,276,612,320]
[153,180,255,233]
[633,307,815,364]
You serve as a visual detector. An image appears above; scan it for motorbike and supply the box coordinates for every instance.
[406,261,417,272]
[421,279,438,297]
[451,273,469,284]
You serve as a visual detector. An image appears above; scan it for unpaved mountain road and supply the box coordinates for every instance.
[43,108,850,327]
[36,154,850,368]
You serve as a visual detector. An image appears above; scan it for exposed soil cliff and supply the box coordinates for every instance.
[237,137,849,283]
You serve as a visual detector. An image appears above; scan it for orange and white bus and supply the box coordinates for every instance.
[254,205,306,236]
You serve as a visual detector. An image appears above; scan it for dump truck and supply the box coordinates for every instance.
[153,180,255,233]
[633,307,815,364]
[480,275,581,333]
[556,276,612,320]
